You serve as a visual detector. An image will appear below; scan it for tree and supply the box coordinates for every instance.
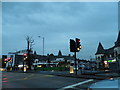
[26,36,34,51]
[26,36,34,70]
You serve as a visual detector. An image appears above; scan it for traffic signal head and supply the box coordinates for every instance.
[76,38,81,52]
[4,59,7,61]
[70,39,76,52]
[23,53,27,56]
[23,53,27,60]
[8,58,11,61]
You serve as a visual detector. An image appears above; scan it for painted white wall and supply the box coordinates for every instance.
[95,54,104,61]
[95,54,104,68]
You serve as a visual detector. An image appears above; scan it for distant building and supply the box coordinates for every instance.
[95,31,120,72]
[5,49,74,69]
[34,50,74,62]
[4,49,34,70]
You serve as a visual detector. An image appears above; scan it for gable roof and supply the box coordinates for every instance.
[95,42,105,55]
[115,30,120,47]
[58,50,62,56]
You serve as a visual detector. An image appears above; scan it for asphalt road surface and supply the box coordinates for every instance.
[2,72,99,90]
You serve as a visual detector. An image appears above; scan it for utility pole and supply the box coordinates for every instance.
[38,36,44,56]
[43,37,44,56]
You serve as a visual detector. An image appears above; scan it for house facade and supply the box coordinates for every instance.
[95,31,120,72]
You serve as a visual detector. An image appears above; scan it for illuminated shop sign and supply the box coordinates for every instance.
[108,59,116,62]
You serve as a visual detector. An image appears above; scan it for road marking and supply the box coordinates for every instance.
[44,75,54,77]
[58,79,93,90]
[23,77,28,80]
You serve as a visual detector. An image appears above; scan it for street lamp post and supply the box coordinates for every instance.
[38,36,44,56]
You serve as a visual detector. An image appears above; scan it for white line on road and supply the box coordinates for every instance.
[58,79,94,90]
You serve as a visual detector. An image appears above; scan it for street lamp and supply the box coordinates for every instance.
[38,36,44,56]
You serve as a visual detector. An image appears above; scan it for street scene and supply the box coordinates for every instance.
[1,1,120,90]
[2,72,98,89]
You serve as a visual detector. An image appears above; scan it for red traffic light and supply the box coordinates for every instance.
[23,53,27,56]
[7,58,11,61]
[76,38,80,42]
[76,38,81,52]
[4,59,7,61]
[77,39,80,42]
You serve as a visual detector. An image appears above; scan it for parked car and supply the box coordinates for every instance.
[88,78,120,90]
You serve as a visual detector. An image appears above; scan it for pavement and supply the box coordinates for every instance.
[37,71,120,80]
[6,70,120,80]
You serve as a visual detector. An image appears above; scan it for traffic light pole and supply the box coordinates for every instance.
[74,51,77,76]
[70,38,81,76]
[23,58,24,72]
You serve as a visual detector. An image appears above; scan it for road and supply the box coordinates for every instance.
[2,72,99,90]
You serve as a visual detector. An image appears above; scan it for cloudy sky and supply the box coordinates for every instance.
[2,2,118,59]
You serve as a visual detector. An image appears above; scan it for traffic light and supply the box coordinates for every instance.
[7,58,11,61]
[76,38,82,52]
[70,39,76,52]
[23,53,27,60]
[4,59,7,61]
[4,59,7,63]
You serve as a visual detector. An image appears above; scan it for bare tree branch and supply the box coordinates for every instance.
[26,36,34,51]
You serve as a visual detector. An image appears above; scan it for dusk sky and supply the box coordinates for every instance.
[2,2,118,60]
